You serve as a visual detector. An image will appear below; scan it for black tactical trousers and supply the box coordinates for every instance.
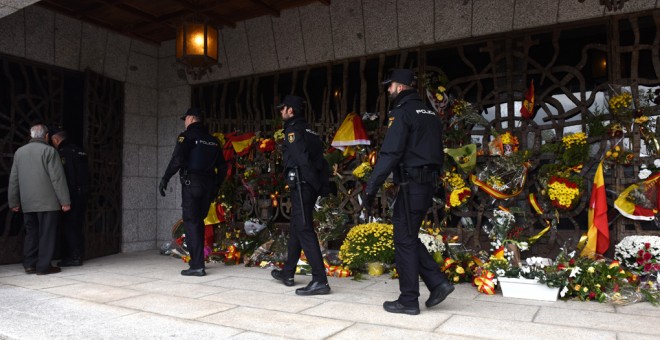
[392,180,450,308]
[181,175,215,270]
[283,184,327,283]
[61,191,87,260]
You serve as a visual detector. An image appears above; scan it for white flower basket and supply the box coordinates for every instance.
[498,277,560,302]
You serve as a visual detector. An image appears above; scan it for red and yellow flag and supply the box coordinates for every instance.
[581,161,609,257]
[225,132,256,156]
[520,80,535,120]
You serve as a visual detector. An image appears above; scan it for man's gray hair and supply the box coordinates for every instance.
[30,124,48,139]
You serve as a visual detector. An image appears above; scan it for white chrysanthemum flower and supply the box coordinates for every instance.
[654,159,660,168]
[638,168,652,180]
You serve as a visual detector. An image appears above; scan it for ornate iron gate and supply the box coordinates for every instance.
[0,57,123,264]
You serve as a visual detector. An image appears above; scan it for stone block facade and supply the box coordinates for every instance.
[1,0,658,253]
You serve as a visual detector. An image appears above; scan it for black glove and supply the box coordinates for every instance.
[361,193,375,214]
[159,179,168,197]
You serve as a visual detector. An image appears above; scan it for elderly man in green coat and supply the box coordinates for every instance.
[8,124,71,275]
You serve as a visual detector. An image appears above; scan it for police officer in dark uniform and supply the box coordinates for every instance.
[363,69,454,315]
[50,127,89,267]
[270,95,331,295]
[159,107,226,276]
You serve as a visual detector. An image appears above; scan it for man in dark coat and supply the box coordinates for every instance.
[50,127,89,267]
[363,69,454,315]
[160,107,227,276]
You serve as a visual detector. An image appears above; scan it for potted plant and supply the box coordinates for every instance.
[488,256,567,302]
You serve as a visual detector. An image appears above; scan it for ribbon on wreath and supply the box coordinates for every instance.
[469,166,528,199]
[527,220,552,245]
[528,193,545,215]
[323,260,352,278]
[473,270,496,295]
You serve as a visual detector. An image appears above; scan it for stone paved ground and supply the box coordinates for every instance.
[0,251,658,339]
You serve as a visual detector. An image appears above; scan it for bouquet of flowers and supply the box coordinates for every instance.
[313,195,350,246]
[352,162,372,182]
[444,171,471,209]
[441,251,479,283]
[419,233,445,256]
[614,235,660,274]
[339,222,394,271]
[257,138,276,153]
[489,132,519,156]
[538,164,584,211]
[547,176,581,210]
[558,256,629,302]
[561,132,590,166]
[422,70,450,114]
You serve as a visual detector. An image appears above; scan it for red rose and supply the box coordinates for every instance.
[644,263,652,272]
[588,292,596,300]
[638,249,645,256]
[569,258,575,266]
[645,242,651,249]
[557,263,566,270]
[643,252,653,261]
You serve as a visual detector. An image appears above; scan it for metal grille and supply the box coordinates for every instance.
[0,59,123,264]
[192,11,660,257]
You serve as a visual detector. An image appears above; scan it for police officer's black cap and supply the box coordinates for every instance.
[49,125,64,136]
[180,107,203,120]
[275,95,305,112]
[382,69,416,86]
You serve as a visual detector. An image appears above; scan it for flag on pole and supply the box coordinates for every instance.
[520,80,535,120]
[581,161,609,257]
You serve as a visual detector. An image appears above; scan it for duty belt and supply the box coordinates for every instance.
[404,165,440,184]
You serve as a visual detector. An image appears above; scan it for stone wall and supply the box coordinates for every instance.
[188,0,660,84]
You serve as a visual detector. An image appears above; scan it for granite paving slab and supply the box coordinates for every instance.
[200,306,353,339]
[64,271,155,287]
[70,311,243,339]
[534,306,659,335]
[109,293,236,319]
[204,276,298,294]
[330,323,472,340]
[302,300,451,331]
[438,297,540,322]
[435,314,617,340]
[202,289,325,313]
[130,280,229,299]
[0,273,79,290]
[43,282,144,303]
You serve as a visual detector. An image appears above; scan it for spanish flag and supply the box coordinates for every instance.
[520,80,534,120]
[225,132,256,156]
[331,112,370,157]
[581,161,609,257]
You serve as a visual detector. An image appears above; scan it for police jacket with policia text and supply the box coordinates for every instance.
[282,115,330,195]
[57,139,90,197]
[365,89,443,196]
[162,122,227,185]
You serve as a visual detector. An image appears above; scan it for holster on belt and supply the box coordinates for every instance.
[180,169,191,186]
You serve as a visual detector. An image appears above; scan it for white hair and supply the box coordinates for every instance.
[30,124,48,139]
